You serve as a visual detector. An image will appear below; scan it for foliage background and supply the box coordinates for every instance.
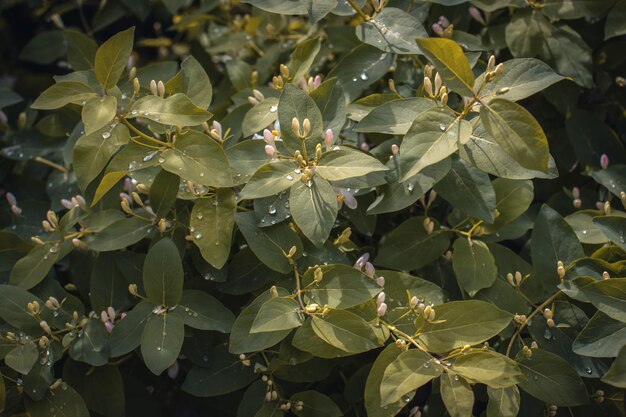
[0,0,626,416]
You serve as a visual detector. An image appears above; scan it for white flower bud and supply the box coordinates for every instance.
[376,292,385,306]
[434,72,442,94]
[410,296,418,307]
[291,117,301,137]
[157,80,165,97]
[377,302,387,317]
[133,77,140,95]
[376,276,385,287]
[423,77,433,97]
[364,262,376,278]
[150,80,158,96]
[302,118,311,137]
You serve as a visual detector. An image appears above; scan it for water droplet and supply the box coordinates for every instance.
[157,346,162,351]
[102,131,111,139]
[453,375,459,381]
[196,212,204,220]
[439,123,446,131]
[143,151,158,162]
[49,245,58,254]
[190,226,196,233]
[352,77,358,82]
[131,110,138,115]
[268,205,277,215]
[407,183,414,192]
[401,395,411,403]
[581,230,587,235]
[533,375,538,381]
[585,368,593,375]
[544,329,552,340]
[269,105,278,113]
[121,93,128,100]
[158,157,165,163]
[194,231,203,239]
[200,172,205,177]
[286,175,293,181]
[128,161,137,170]
[359,72,369,81]
[202,355,209,362]
[423,361,430,368]
[53,311,59,317]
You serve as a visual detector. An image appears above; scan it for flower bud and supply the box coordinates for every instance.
[557,261,565,279]
[133,77,140,95]
[157,80,165,97]
[514,271,522,286]
[302,118,311,137]
[128,66,137,80]
[602,271,610,280]
[423,77,433,97]
[573,198,582,208]
[600,154,609,169]
[410,296,418,307]
[440,92,448,107]
[17,112,26,128]
[546,318,555,327]
[434,72,442,94]
[305,304,319,313]
[270,286,279,297]
[604,201,611,215]
[391,144,399,156]
[487,55,496,73]
[376,276,385,287]
[377,292,386,306]
[46,210,59,228]
[264,144,276,159]
[314,267,323,283]
[247,96,259,106]
[262,129,275,147]
[287,245,297,258]
[271,390,278,400]
[506,273,515,286]
[39,336,50,349]
[315,143,323,160]
[158,218,168,233]
[621,191,626,208]
[72,238,88,249]
[11,205,22,215]
[354,253,370,269]
[543,308,553,319]
[252,89,265,102]
[494,63,504,76]
[31,236,45,245]
[40,320,52,334]
[280,64,290,79]
[469,7,485,24]
[522,345,532,358]
[265,392,272,401]
[128,284,138,296]
[291,117,301,137]
[150,79,158,96]
[364,262,376,278]
[377,302,387,317]
[5,192,17,206]
[496,87,510,95]
[131,192,143,207]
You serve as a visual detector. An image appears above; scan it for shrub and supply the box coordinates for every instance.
[1,0,625,416]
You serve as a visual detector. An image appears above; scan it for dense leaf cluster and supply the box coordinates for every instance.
[0,0,625,416]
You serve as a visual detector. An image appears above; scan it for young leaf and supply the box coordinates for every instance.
[290,176,339,246]
[141,313,185,375]
[480,98,550,173]
[440,373,475,417]
[415,38,475,97]
[143,237,183,307]
[82,95,117,135]
[288,36,322,81]
[593,216,626,250]
[165,56,212,109]
[190,188,236,269]
[95,27,135,90]
[31,81,97,110]
[355,98,434,135]
[601,345,626,388]
[149,169,180,218]
[309,77,346,134]
[356,8,427,54]
[573,311,626,358]
[64,29,98,71]
[452,239,497,297]
[315,149,388,182]
[239,160,299,200]
[380,349,442,406]
[277,84,324,153]
[364,344,406,417]
[250,297,303,333]
[242,97,278,137]
[451,350,524,388]
[87,217,153,252]
[109,300,154,357]
[579,278,626,322]
[127,93,212,126]
[9,242,61,290]
[311,310,379,353]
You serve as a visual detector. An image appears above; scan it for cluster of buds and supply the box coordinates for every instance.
[313,267,323,284]
[506,271,523,287]
[206,120,223,142]
[262,375,279,401]
[521,345,533,358]
[334,227,352,245]
[39,335,50,349]
[304,303,320,314]
[263,129,278,159]
[298,75,323,93]
[60,194,87,211]
[594,389,605,404]
[27,301,41,316]
[149,79,166,97]
[485,55,504,82]
[5,192,22,216]
[128,283,139,297]
[513,314,527,325]
[423,217,435,235]
[247,89,265,106]
[291,117,311,139]
[45,296,61,312]
[544,308,555,327]
[100,306,124,333]
[423,66,448,107]
[557,261,565,280]
[395,338,409,350]
[571,186,581,208]
[354,253,385,287]
[42,210,59,232]
[423,305,436,322]
[238,353,251,367]
[432,16,452,37]
[548,405,558,417]
[300,167,314,187]
[376,292,387,317]
[272,64,291,91]
[419,190,438,210]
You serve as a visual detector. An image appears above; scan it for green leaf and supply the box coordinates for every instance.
[290,391,343,417]
[355,98,434,135]
[517,349,588,406]
[601,345,626,388]
[239,161,299,200]
[542,23,593,88]
[315,149,388,182]
[480,98,550,173]
[173,289,235,333]
[143,237,183,307]
[128,93,212,126]
[435,157,496,222]
[182,347,256,397]
[64,29,97,71]
[573,311,626,358]
[160,129,232,187]
[89,252,130,313]
[31,82,97,110]
[579,278,626,322]
[0,285,44,332]
[82,95,117,135]
[242,98,279,137]
[95,27,135,90]
[229,288,293,354]
[73,124,130,191]
[225,139,268,185]
[415,38,475,97]
[301,264,382,309]
[302,0,337,23]
[452,350,524,388]
[141,313,185,375]
[68,319,110,366]
[606,0,626,39]
[149,169,179,218]
[486,386,520,417]
[290,177,338,246]
[590,165,626,198]
[416,300,512,352]
[277,84,324,153]
[5,342,38,374]
[165,56,212,109]
[399,108,471,181]
[542,0,615,19]
[311,310,379,353]
[19,30,66,65]
[250,297,303,333]
[380,349,443,407]
[376,216,450,271]
[25,384,89,417]
[190,188,236,269]
[440,373,475,417]
[594,216,626,249]
[356,8,427,54]
[292,318,353,359]
[565,110,626,168]
[63,361,125,417]
[109,300,153,357]
[364,344,405,417]
[309,77,346,134]
[235,212,302,274]
[483,179,534,233]
[505,9,545,58]
[475,58,564,102]
[92,171,126,207]
[87,217,153,252]
[9,243,61,290]
[452,239,497,296]
[531,205,584,288]
[288,36,322,81]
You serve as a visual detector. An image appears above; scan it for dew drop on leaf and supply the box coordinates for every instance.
[102,131,111,139]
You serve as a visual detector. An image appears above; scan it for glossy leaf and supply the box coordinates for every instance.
[290,177,338,246]
[301,264,381,309]
[141,313,185,375]
[380,349,442,406]
[143,237,183,307]
[415,38,475,97]
[95,27,134,90]
[452,239,497,296]
[173,289,235,333]
[250,297,303,333]
[440,373,474,417]
[356,8,427,54]
[127,93,212,126]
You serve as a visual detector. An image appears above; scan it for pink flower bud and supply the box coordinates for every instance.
[263,129,275,146]
[600,154,609,169]
[573,198,581,208]
[376,276,385,287]
[468,7,485,24]
[377,292,386,306]
[313,75,322,89]
[264,144,277,159]
[365,262,376,277]
[360,142,370,151]
[354,253,370,269]
[377,302,387,317]
[60,199,73,209]
[410,296,418,307]
[439,16,450,28]
[5,192,17,206]
[572,186,580,199]
[212,121,222,136]
[72,238,87,249]
[391,144,399,156]
[324,129,334,149]
[432,23,444,37]
[167,361,179,379]
[10,205,22,215]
